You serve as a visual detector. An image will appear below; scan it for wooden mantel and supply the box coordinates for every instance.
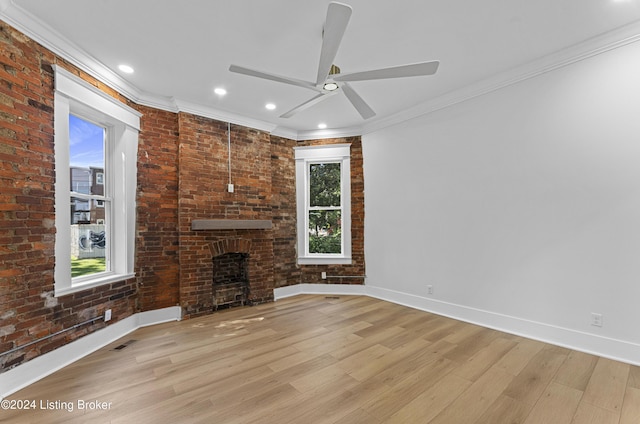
[191,219,272,231]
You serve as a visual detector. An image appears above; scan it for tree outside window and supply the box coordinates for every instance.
[308,162,342,254]
[295,144,352,265]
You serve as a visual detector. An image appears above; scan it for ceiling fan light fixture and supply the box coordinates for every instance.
[323,82,339,91]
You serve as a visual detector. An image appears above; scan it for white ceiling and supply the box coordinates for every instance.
[3,0,640,139]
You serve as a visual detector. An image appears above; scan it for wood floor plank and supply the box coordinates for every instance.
[626,364,640,389]
[333,407,383,424]
[270,352,339,385]
[336,343,392,381]
[289,362,358,393]
[378,324,436,349]
[553,350,599,392]
[581,357,629,414]
[443,326,502,363]
[294,378,392,424]
[4,295,638,424]
[382,308,435,330]
[443,321,485,344]
[428,366,514,424]
[475,394,533,424]
[570,402,619,424]
[385,374,472,424]
[420,317,464,342]
[522,382,583,424]
[316,295,372,315]
[361,355,458,421]
[619,386,640,424]
[502,347,569,406]
[368,339,456,388]
[292,321,369,353]
[331,325,406,360]
[493,337,545,376]
[452,336,517,382]
[349,337,432,384]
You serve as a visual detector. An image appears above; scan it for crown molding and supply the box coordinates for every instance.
[0,1,286,136]
[272,125,363,141]
[0,0,143,103]
[363,19,640,135]
[3,0,640,141]
[173,99,278,134]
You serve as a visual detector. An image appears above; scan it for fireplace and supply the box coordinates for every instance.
[213,252,249,310]
[208,237,254,311]
[180,226,274,318]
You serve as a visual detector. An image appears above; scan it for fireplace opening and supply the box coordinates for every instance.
[213,252,250,310]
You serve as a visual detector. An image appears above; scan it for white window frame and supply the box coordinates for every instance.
[295,144,352,265]
[53,65,140,296]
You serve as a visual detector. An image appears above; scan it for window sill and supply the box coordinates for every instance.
[55,272,136,297]
[297,257,352,265]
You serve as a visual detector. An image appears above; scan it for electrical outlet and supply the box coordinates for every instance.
[591,312,603,327]
[321,272,327,280]
[427,285,433,295]
[227,183,234,193]
[104,309,112,322]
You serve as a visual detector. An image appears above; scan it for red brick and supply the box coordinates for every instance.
[0,18,366,372]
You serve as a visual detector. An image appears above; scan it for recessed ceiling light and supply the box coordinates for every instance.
[318,123,327,129]
[265,103,276,110]
[214,87,227,96]
[118,64,134,74]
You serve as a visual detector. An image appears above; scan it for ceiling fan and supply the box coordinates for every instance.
[229,1,439,120]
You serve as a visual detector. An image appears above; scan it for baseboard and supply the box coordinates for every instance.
[0,306,181,399]
[276,283,640,367]
[274,283,367,300]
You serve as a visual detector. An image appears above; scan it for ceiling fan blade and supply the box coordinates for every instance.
[341,83,375,120]
[334,60,440,82]
[280,93,333,118]
[316,2,352,85]
[229,65,319,91]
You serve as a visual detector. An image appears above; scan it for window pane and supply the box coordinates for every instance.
[69,115,107,278]
[309,210,342,254]
[309,163,341,207]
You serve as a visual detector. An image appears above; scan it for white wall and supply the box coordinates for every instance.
[363,39,640,363]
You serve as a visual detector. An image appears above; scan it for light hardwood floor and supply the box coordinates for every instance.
[3,295,640,423]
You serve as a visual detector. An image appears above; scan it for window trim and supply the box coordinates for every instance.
[53,65,141,296]
[295,144,352,265]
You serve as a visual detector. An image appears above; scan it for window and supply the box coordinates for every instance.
[69,116,107,276]
[53,65,140,296]
[295,144,351,265]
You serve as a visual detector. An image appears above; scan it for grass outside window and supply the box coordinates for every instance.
[71,257,106,277]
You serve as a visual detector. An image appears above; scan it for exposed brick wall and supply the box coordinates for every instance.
[1,21,58,368]
[176,123,366,318]
[177,113,275,317]
[0,19,366,372]
[270,135,301,288]
[135,105,180,311]
[0,22,138,372]
[271,136,366,286]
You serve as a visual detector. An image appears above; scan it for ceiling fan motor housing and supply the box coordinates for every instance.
[323,65,341,91]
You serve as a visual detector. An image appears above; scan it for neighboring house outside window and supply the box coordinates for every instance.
[294,144,352,265]
[53,65,140,296]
